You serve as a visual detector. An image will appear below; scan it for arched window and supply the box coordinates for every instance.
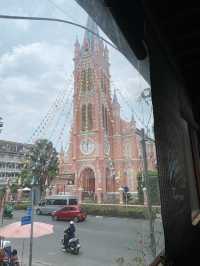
[81,104,86,131]
[105,108,108,133]
[101,78,104,92]
[81,104,93,131]
[87,68,93,91]
[102,105,105,128]
[81,70,86,92]
[102,105,108,133]
[103,76,106,94]
[100,72,106,94]
[88,103,93,130]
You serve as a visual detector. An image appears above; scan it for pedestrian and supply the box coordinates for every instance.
[0,247,5,266]
[3,240,11,265]
[10,249,19,266]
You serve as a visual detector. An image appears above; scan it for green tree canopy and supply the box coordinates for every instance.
[21,139,58,195]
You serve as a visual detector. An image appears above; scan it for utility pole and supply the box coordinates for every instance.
[0,117,3,133]
[29,177,35,266]
[141,128,156,257]
[29,187,34,266]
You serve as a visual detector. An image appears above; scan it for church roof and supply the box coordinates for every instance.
[112,89,120,105]
[83,16,99,51]
[86,16,99,35]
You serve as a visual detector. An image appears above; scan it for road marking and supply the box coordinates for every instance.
[47,252,59,256]
[33,261,53,266]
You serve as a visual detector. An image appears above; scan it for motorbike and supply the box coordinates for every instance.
[61,235,81,255]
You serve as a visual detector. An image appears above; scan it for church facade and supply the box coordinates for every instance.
[51,17,156,202]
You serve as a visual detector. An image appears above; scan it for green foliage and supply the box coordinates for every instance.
[30,139,58,188]
[80,204,159,219]
[10,183,19,194]
[137,171,160,205]
[20,169,32,187]
[137,173,144,204]
[14,201,31,210]
[21,139,58,194]
[0,187,6,199]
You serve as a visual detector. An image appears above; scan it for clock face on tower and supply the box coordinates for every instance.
[80,139,95,155]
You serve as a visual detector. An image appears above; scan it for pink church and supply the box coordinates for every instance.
[52,17,156,203]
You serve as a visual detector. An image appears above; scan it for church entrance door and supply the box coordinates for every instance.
[106,168,115,192]
[80,168,95,200]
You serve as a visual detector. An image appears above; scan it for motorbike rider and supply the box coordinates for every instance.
[10,249,19,266]
[64,221,76,248]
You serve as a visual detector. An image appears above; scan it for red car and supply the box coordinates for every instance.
[51,205,87,222]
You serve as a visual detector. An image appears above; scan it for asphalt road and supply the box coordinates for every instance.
[1,210,164,266]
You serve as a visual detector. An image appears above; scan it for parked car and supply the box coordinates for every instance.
[36,195,78,215]
[51,205,87,222]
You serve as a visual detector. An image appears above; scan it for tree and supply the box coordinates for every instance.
[20,169,32,187]
[10,183,18,194]
[0,187,6,211]
[24,139,58,196]
[137,171,160,205]
[0,187,6,200]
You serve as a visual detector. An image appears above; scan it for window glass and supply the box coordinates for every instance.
[53,199,67,205]
[46,199,54,205]
[69,199,78,205]
[62,207,70,211]
[0,1,164,265]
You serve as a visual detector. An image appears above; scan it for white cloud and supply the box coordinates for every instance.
[0,41,73,143]
[0,0,153,145]
[0,42,71,78]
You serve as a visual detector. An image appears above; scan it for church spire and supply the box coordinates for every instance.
[113,89,119,105]
[60,144,64,156]
[86,16,99,35]
[131,111,135,125]
[75,35,80,47]
[83,16,99,51]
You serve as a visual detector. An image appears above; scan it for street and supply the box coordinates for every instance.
[1,210,164,266]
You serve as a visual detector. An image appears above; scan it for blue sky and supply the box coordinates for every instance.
[0,0,152,150]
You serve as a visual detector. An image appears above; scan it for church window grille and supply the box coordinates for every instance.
[100,72,106,94]
[105,108,108,133]
[88,103,93,130]
[102,105,105,128]
[81,70,87,92]
[81,103,93,131]
[102,105,108,133]
[87,68,93,91]
[81,104,87,131]
[101,78,104,93]
[103,76,106,94]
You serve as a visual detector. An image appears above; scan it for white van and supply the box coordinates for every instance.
[36,195,78,215]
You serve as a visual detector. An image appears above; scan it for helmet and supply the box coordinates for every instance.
[69,221,74,225]
[3,241,11,248]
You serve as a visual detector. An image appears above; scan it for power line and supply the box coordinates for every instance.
[49,85,73,141]
[0,14,117,51]
[111,81,145,128]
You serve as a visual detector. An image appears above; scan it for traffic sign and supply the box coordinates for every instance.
[27,207,32,216]
[21,215,31,226]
